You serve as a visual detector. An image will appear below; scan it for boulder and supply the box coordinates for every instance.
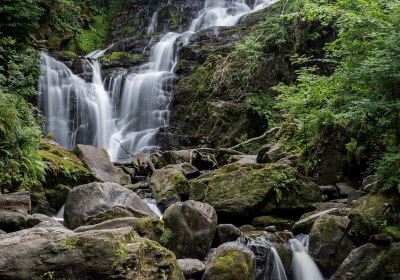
[166,163,200,179]
[0,192,31,212]
[252,216,295,230]
[74,144,130,185]
[230,155,258,165]
[64,182,158,229]
[190,163,322,223]
[319,185,341,200]
[347,190,366,204]
[348,193,398,244]
[256,143,282,164]
[213,224,241,246]
[309,214,355,275]
[177,259,205,280]
[292,208,341,234]
[331,242,400,280]
[0,226,183,280]
[153,150,217,171]
[202,242,256,280]
[149,167,190,210]
[163,200,217,259]
[336,182,354,197]
[74,217,164,242]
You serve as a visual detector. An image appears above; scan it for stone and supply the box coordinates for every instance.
[178,259,205,280]
[336,182,354,197]
[239,224,256,231]
[202,242,256,280]
[166,163,200,179]
[163,200,217,259]
[0,192,31,213]
[153,150,217,171]
[309,214,355,275]
[347,190,366,204]
[292,208,341,234]
[149,167,190,210]
[256,143,282,164]
[331,243,400,280]
[0,226,183,280]
[369,233,393,245]
[319,185,341,200]
[190,163,322,223]
[74,217,164,242]
[213,224,241,246]
[252,216,295,230]
[74,144,131,185]
[230,155,258,165]
[64,182,158,229]
[265,226,277,233]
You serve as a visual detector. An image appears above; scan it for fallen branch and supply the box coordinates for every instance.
[114,138,134,157]
[229,127,281,150]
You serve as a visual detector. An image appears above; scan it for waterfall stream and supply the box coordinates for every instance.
[38,0,277,161]
[290,238,324,280]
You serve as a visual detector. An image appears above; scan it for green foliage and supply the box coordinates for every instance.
[113,243,129,267]
[160,228,173,246]
[376,151,400,193]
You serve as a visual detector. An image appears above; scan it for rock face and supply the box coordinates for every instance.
[292,208,341,234]
[0,226,184,280]
[331,242,400,280]
[64,182,158,229]
[149,166,190,210]
[309,214,355,275]
[163,200,217,259]
[74,144,131,185]
[202,242,256,280]
[190,163,322,223]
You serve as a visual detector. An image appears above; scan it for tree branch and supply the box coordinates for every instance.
[229,127,281,150]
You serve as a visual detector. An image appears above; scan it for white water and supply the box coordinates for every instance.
[53,204,65,223]
[296,233,310,251]
[290,239,324,280]
[270,247,288,280]
[143,198,163,218]
[38,0,278,161]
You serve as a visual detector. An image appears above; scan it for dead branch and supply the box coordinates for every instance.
[229,127,281,150]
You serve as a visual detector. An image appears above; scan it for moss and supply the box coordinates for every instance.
[384,226,400,241]
[134,218,165,242]
[113,242,129,267]
[44,184,71,210]
[100,52,143,64]
[39,140,92,187]
[54,238,79,252]
[160,228,173,246]
[210,251,251,279]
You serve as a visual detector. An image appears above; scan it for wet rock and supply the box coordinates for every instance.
[265,226,277,233]
[149,167,190,210]
[309,214,355,275]
[0,226,183,280]
[74,144,131,185]
[163,200,217,259]
[252,215,295,230]
[203,242,256,280]
[178,259,205,280]
[331,243,400,280]
[74,217,164,242]
[213,224,241,246]
[190,163,322,223]
[239,224,256,231]
[64,182,158,229]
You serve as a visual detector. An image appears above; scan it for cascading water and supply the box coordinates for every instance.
[290,238,324,280]
[38,0,278,161]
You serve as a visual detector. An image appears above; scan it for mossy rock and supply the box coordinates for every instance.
[384,226,400,241]
[349,193,399,244]
[189,163,322,223]
[100,52,145,68]
[44,184,71,211]
[252,215,295,230]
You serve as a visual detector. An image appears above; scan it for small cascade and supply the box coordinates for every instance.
[237,235,288,280]
[296,233,310,251]
[143,198,163,218]
[290,239,324,280]
[53,204,65,223]
[38,0,280,161]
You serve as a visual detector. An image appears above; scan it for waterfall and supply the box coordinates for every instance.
[290,239,324,280]
[38,0,278,161]
[53,204,65,223]
[270,247,288,280]
[143,198,164,218]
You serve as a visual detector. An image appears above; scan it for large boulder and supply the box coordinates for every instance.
[0,226,184,280]
[202,242,256,280]
[64,182,158,229]
[213,224,242,247]
[309,214,355,275]
[149,167,190,210]
[331,242,400,280]
[292,208,341,234]
[189,163,322,223]
[74,144,131,185]
[163,200,217,259]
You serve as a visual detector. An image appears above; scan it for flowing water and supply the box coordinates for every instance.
[38,0,278,161]
[290,239,324,280]
[143,198,164,218]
